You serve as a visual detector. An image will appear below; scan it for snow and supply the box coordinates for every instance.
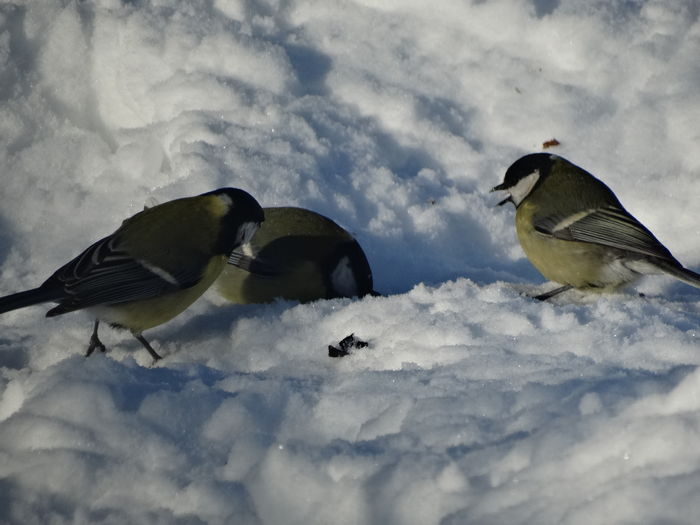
[2,0,700,523]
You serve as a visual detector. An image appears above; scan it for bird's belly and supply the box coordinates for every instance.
[517,227,638,290]
[90,256,226,333]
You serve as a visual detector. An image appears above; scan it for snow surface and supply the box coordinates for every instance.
[2,1,700,523]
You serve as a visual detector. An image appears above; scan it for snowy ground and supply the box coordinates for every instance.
[2,1,700,523]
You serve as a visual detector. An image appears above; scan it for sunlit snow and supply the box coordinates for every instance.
[2,1,700,524]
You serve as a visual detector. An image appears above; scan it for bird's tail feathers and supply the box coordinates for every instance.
[655,260,700,289]
[0,286,63,315]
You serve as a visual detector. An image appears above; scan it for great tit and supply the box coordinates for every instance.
[216,206,376,303]
[492,153,700,300]
[0,188,264,360]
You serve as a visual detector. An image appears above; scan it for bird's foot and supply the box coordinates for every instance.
[134,333,163,363]
[533,285,573,301]
[86,333,107,357]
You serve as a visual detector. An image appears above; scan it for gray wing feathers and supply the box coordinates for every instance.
[536,206,677,262]
[46,235,189,314]
[228,250,279,277]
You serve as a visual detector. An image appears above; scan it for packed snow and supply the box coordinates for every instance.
[2,1,700,523]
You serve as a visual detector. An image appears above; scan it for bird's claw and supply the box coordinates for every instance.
[85,334,107,357]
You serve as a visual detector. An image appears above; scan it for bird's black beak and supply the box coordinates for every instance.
[497,196,513,206]
[490,183,513,206]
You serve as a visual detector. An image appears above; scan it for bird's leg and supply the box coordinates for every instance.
[534,284,573,301]
[86,320,107,357]
[133,333,162,362]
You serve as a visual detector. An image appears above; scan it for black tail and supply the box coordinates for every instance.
[654,260,700,289]
[0,286,63,315]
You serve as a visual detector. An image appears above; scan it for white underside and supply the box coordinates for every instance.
[596,258,662,289]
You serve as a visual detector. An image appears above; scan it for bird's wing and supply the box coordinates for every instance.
[227,249,280,277]
[534,205,677,261]
[47,234,206,312]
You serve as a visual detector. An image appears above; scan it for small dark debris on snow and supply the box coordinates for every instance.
[328,333,369,358]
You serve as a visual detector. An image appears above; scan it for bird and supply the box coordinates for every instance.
[0,187,264,360]
[492,153,700,300]
[215,206,376,304]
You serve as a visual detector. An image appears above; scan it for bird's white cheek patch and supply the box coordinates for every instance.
[509,170,540,206]
[237,222,259,246]
[331,256,359,297]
